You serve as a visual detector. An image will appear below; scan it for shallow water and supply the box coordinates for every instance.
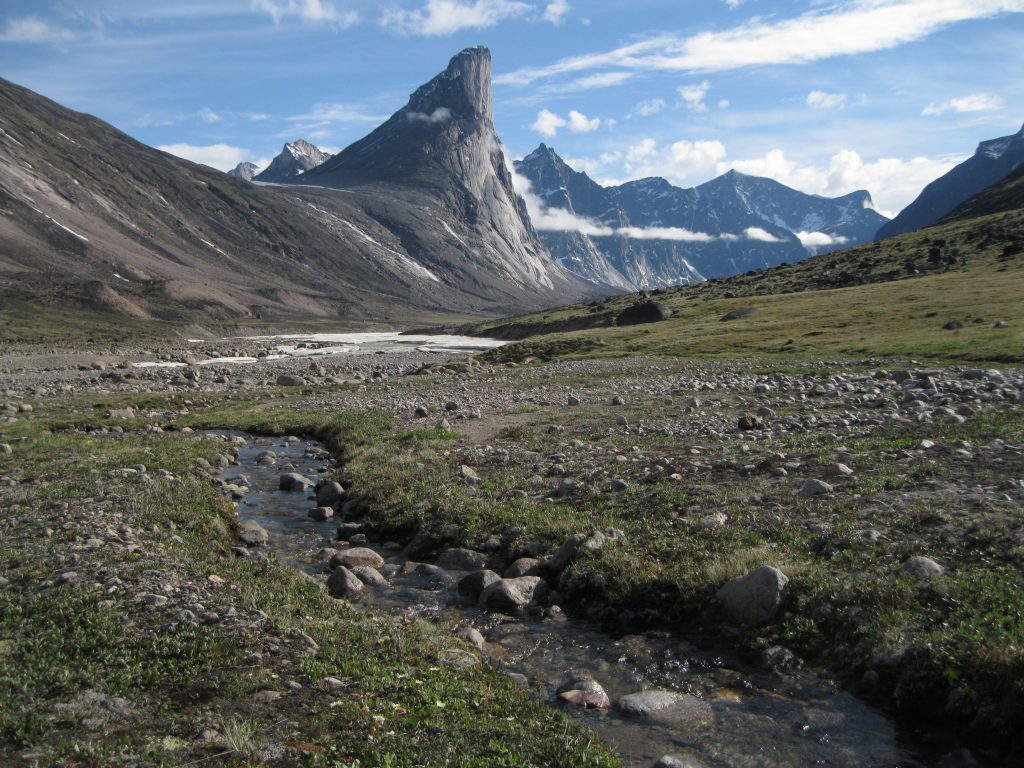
[218,431,929,768]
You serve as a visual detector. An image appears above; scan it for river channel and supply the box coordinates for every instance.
[215,430,930,768]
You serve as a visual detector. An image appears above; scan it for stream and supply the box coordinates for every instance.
[215,431,929,768]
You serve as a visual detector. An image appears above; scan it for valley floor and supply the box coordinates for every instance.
[1,345,1022,766]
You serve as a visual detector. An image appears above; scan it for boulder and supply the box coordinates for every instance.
[279,472,314,491]
[326,566,364,599]
[238,520,269,547]
[478,576,548,615]
[457,569,501,602]
[616,301,673,326]
[716,565,789,626]
[901,556,944,580]
[330,547,384,569]
[437,548,489,570]
[315,481,345,507]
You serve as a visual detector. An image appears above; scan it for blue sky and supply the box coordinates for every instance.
[2,0,1022,216]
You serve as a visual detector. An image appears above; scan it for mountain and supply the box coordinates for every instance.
[941,162,1024,224]
[289,47,584,305]
[0,62,587,334]
[228,161,259,181]
[253,140,330,183]
[515,144,888,290]
[876,123,1024,240]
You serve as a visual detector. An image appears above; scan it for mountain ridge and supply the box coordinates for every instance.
[876,123,1024,240]
[515,144,888,291]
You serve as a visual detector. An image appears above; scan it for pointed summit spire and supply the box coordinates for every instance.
[408,46,492,123]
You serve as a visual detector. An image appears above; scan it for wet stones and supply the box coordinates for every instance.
[329,547,384,569]
[307,506,334,521]
[716,565,789,626]
[457,569,501,602]
[315,481,344,507]
[556,673,611,709]
[279,472,314,491]
[436,547,489,570]
[478,576,548,615]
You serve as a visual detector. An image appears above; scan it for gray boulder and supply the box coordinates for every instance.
[901,556,944,580]
[330,547,384,569]
[457,569,501,602]
[478,576,548,615]
[437,548,489,570]
[238,520,269,547]
[716,565,789,626]
[327,566,364,599]
[315,481,345,507]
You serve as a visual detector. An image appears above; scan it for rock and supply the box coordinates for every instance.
[439,648,480,669]
[239,520,269,547]
[943,320,963,330]
[0,444,11,455]
[556,673,610,709]
[655,754,705,768]
[326,566,364,599]
[567,394,580,406]
[545,533,587,573]
[457,569,501,601]
[611,395,625,406]
[478,576,548,615]
[445,400,459,412]
[330,547,384,569]
[901,556,944,580]
[617,690,685,717]
[276,374,305,386]
[458,465,481,485]
[404,531,436,558]
[437,548,489,570]
[456,626,486,650]
[738,413,763,430]
[556,478,577,497]
[436,418,451,430]
[315,481,344,507]
[504,557,542,577]
[720,307,759,322]
[350,565,389,588]
[716,565,789,626]
[279,472,314,491]
[800,479,833,497]
[616,301,672,326]
[414,405,429,417]
[336,522,365,540]
[308,506,334,521]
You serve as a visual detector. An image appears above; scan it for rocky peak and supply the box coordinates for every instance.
[408,45,492,124]
[254,139,330,183]
[227,161,259,181]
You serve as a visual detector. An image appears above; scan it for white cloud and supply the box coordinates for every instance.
[198,108,223,124]
[567,110,600,133]
[617,226,715,242]
[543,0,571,24]
[496,1,1024,85]
[0,17,74,43]
[158,143,252,172]
[247,113,272,122]
[287,102,388,124]
[922,92,1004,116]
[380,0,530,36]
[252,0,359,26]
[806,90,847,110]
[717,99,730,109]
[797,231,849,248]
[718,147,967,216]
[532,109,567,137]
[566,71,633,89]
[624,138,727,182]
[743,227,783,243]
[678,81,710,112]
[407,107,453,124]
[630,98,666,118]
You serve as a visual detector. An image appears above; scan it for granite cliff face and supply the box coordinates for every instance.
[516,144,888,290]
[877,124,1024,240]
[293,47,587,308]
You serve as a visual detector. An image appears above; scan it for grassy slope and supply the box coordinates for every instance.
[472,209,1024,364]
[0,404,618,767]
